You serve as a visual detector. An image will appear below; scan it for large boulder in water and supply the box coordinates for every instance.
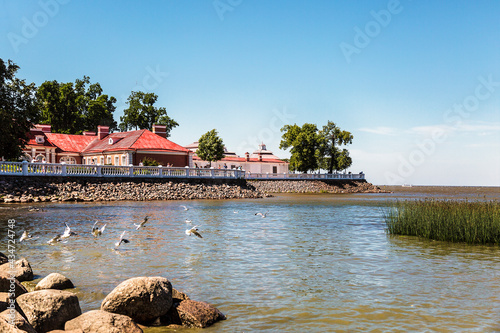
[16,289,81,333]
[0,258,33,282]
[173,299,226,328]
[101,276,172,325]
[65,310,143,333]
[35,273,74,291]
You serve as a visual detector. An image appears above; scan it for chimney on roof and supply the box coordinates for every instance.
[245,152,250,162]
[35,124,51,133]
[152,124,167,138]
[97,126,109,140]
[83,131,96,136]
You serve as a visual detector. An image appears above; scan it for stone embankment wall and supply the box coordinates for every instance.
[0,176,262,203]
[0,177,385,203]
[248,179,385,194]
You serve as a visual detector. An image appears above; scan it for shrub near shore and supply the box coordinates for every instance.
[385,199,500,245]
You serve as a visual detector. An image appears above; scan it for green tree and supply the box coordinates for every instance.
[279,123,322,173]
[318,121,353,173]
[197,129,225,167]
[0,59,39,160]
[37,76,117,134]
[119,91,178,136]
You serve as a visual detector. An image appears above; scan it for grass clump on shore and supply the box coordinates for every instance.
[385,199,500,245]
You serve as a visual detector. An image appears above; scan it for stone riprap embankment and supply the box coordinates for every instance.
[249,180,386,194]
[0,176,262,203]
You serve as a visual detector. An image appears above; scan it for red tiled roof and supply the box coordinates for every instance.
[26,130,56,147]
[83,129,190,154]
[193,155,287,164]
[45,133,96,153]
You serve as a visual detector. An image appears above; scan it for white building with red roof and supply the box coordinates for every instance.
[187,142,289,174]
[23,124,192,167]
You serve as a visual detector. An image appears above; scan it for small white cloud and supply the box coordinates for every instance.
[358,127,398,136]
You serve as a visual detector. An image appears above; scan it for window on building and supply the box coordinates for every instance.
[273,166,277,173]
[115,156,119,165]
[60,156,76,164]
[122,155,127,166]
[107,156,112,165]
[100,157,104,165]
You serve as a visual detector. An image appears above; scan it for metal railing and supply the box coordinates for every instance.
[0,161,365,180]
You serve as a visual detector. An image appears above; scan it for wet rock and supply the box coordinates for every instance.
[16,289,82,333]
[0,319,25,332]
[65,310,143,333]
[35,273,74,291]
[0,309,37,333]
[101,276,172,325]
[174,300,226,328]
[0,258,33,282]
[0,275,28,296]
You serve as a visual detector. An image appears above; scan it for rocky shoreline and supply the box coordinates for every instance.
[0,254,225,332]
[0,177,386,204]
[249,180,387,194]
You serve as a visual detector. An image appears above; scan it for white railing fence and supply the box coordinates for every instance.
[245,172,365,180]
[0,161,365,180]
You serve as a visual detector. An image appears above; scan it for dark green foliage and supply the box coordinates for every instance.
[318,121,353,173]
[385,199,500,245]
[0,59,39,160]
[197,129,225,166]
[37,76,117,134]
[141,156,160,166]
[119,91,178,136]
[280,123,322,173]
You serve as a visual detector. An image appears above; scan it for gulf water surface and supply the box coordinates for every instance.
[1,187,499,332]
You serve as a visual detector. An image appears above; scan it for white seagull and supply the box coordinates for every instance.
[92,221,106,237]
[61,223,77,239]
[134,216,149,230]
[255,211,269,218]
[19,231,38,242]
[185,226,203,238]
[114,231,130,248]
[185,219,192,224]
[180,205,189,211]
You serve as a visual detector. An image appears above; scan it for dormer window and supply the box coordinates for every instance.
[35,135,45,144]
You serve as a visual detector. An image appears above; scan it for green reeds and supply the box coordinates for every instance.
[385,199,500,245]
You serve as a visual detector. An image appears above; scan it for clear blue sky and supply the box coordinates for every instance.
[1,0,499,186]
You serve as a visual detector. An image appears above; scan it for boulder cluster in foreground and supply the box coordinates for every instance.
[0,253,226,332]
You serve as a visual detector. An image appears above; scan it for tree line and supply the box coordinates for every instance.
[1,58,178,160]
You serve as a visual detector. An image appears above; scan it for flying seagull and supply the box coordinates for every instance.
[180,205,189,211]
[114,231,130,248]
[185,219,192,224]
[92,221,106,237]
[47,234,64,244]
[255,211,269,218]
[134,216,149,230]
[61,223,77,239]
[185,226,203,238]
[19,231,38,242]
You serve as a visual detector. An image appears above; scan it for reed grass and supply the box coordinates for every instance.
[385,199,500,245]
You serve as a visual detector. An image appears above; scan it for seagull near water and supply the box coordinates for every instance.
[255,211,269,218]
[92,221,106,237]
[114,231,130,248]
[48,223,76,244]
[19,231,38,242]
[180,205,189,211]
[134,216,149,230]
[185,219,192,224]
[185,226,203,238]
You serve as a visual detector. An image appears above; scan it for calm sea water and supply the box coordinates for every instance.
[1,189,499,332]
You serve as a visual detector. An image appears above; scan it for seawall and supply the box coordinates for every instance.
[248,179,385,194]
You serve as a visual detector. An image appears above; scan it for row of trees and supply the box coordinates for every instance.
[1,58,178,160]
[280,121,353,173]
